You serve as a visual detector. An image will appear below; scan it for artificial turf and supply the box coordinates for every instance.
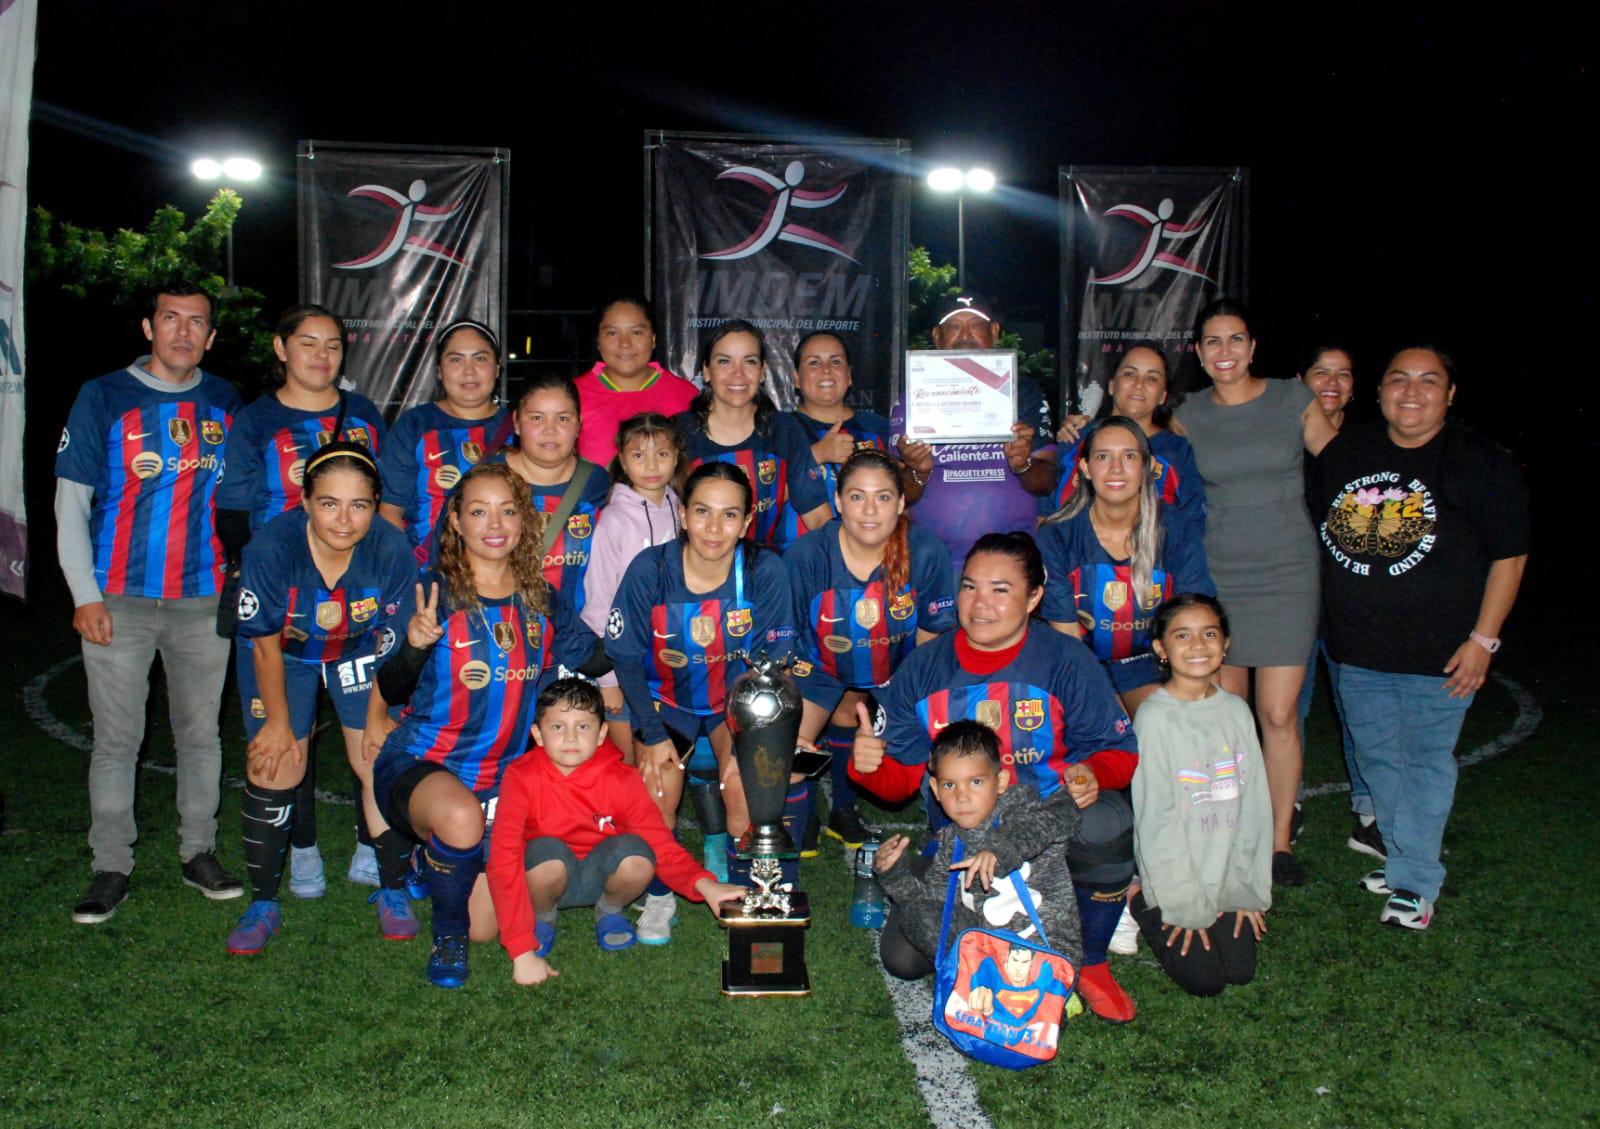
[2,588,1595,1127]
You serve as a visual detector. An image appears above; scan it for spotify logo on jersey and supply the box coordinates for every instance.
[130,451,164,479]
[459,660,492,690]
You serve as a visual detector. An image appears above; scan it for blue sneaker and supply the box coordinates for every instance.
[427,934,470,989]
[404,846,430,901]
[347,843,379,888]
[288,845,326,899]
[369,888,420,940]
[226,899,282,955]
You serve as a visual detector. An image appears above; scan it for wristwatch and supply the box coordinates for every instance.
[1469,631,1501,653]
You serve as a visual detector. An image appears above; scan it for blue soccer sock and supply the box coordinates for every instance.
[1076,880,1130,967]
[426,833,483,939]
[823,723,857,811]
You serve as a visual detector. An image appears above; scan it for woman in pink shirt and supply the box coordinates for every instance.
[575,297,698,466]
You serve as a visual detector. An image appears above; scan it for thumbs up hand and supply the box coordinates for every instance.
[812,418,857,466]
[852,700,887,775]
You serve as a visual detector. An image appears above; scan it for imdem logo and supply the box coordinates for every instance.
[702,160,856,263]
[335,179,470,271]
[1090,197,1216,286]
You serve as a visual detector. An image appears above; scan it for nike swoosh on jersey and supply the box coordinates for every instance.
[280,444,302,455]
[425,451,445,462]
[453,638,478,648]
[653,630,676,639]
[125,431,152,440]
[820,615,844,623]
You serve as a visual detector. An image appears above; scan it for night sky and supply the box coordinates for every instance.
[21,2,1597,539]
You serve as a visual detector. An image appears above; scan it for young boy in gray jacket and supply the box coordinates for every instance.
[874,720,1083,980]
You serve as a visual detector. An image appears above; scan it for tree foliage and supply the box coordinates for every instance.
[26,190,275,395]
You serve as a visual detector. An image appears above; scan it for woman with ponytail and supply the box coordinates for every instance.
[1039,417,1215,719]
[786,450,957,846]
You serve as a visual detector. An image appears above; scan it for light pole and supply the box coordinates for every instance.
[191,156,262,297]
[926,166,996,289]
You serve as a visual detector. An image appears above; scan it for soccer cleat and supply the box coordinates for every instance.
[1380,889,1434,931]
[800,815,820,859]
[1271,850,1308,888]
[346,843,380,888]
[369,888,420,940]
[427,934,470,988]
[226,899,282,955]
[181,852,244,900]
[1108,903,1140,956]
[1077,961,1136,1023]
[825,806,873,850]
[1360,869,1393,895]
[288,845,327,899]
[636,892,679,946]
[403,846,430,901]
[1347,817,1388,861]
[72,871,130,924]
[1289,802,1305,846]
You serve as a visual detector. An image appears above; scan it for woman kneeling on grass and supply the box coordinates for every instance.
[365,463,602,988]
[1131,594,1271,996]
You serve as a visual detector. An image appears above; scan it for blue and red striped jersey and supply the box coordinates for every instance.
[786,519,956,705]
[607,542,795,746]
[789,408,894,517]
[235,508,415,665]
[1040,428,1206,532]
[380,402,511,549]
[879,629,1136,801]
[217,392,385,528]
[378,571,596,798]
[674,410,829,550]
[56,364,242,599]
[497,457,610,615]
[1037,508,1215,663]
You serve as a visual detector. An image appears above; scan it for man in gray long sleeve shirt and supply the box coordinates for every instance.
[55,283,245,922]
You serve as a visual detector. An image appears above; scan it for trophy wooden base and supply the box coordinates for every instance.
[719,891,812,997]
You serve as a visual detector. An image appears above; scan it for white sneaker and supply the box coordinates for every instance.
[347,843,380,887]
[1359,869,1392,895]
[288,845,326,898]
[1109,903,1139,955]
[1379,890,1435,931]
[636,892,678,946]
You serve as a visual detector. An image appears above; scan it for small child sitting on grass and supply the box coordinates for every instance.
[874,720,1084,980]
[486,678,746,985]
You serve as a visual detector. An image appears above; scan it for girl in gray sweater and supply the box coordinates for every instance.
[1130,594,1272,996]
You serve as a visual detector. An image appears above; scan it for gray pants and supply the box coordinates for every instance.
[82,593,231,873]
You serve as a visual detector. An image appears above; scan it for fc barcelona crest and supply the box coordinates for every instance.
[691,615,718,647]
[975,700,1003,732]
[757,458,777,485]
[493,621,517,653]
[168,418,193,447]
[1140,583,1164,611]
[567,513,593,539]
[347,427,372,447]
[854,598,881,629]
[725,607,753,638]
[201,419,224,445]
[315,600,343,631]
[1014,698,1045,732]
[889,592,915,621]
[525,617,544,651]
[1102,581,1129,613]
[349,597,378,623]
[461,440,483,465]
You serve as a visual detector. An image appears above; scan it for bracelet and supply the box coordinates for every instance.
[1011,457,1034,476]
[905,466,928,486]
[1469,631,1501,654]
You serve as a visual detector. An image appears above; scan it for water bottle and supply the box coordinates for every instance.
[849,836,887,928]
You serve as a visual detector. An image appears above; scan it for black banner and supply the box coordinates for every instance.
[645,132,909,413]
[1060,167,1249,411]
[298,141,509,415]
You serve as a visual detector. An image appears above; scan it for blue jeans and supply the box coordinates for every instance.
[1336,665,1474,902]
[1298,638,1370,817]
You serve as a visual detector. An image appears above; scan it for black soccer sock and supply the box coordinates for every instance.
[688,773,727,836]
[373,829,412,890]
[241,784,296,902]
[1076,880,1130,967]
[289,755,317,850]
[426,834,483,939]
[353,793,374,848]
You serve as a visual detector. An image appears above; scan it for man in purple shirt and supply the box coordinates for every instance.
[895,293,1057,571]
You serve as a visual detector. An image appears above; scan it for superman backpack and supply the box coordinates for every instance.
[931,839,1079,1069]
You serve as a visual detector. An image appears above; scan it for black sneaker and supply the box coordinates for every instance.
[181,853,245,900]
[72,871,130,924]
[1347,817,1387,860]
[1289,802,1305,846]
[1272,850,1308,888]
[825,806,873,850]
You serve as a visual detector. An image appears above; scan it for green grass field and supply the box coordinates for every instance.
[2,589,1596,1128]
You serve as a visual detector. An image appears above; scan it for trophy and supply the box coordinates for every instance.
[718,652,812,997]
